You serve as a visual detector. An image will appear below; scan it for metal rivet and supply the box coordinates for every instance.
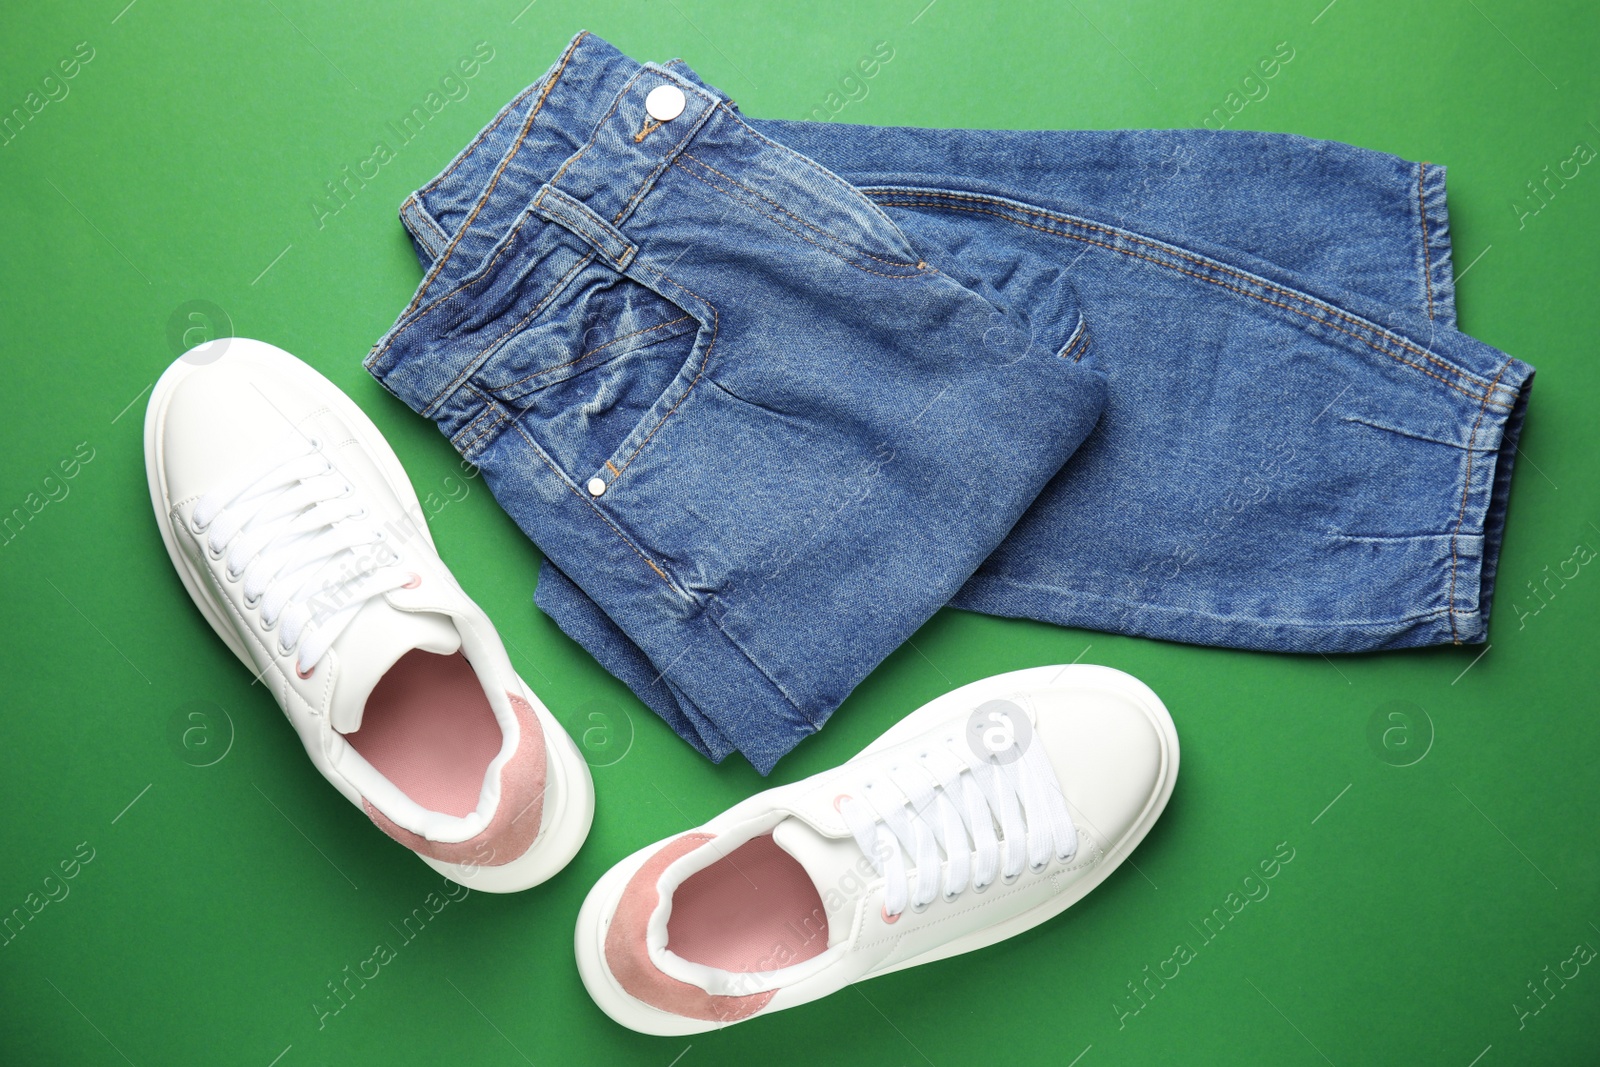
[587,477,607,497]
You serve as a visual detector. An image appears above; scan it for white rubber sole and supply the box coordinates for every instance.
[145,339,594,892]
[574,664,1180,1035]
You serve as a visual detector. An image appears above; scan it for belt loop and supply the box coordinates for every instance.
[532,184,639,271]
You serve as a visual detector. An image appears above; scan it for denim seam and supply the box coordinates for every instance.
[1420,165,1458,328]
[738,120,917,250]
[368,205,543,381]
[457,410,501,457]
[392,31,587,326]
[458,415,506,461]
[1338,413,1498,450]
[425,250,597,418]
[878,196,1506,408]
[677,152,923,269]
[1058,320,1091,362]
[453,393,502,452]
[873,190,1508,406]
[544,67,650,193]
[490,314,695,392]
[531,64,712,236]
[417,79,548,199]
[454,385,508,458]
[672,160,928,280]
[1447,357,1513,643]
[866,188,1515,408]
[606,84,723,229]
[1332,531,1479,544]
[1417,163,1435,321]
[964,577,1458,632]
[460,411,506,459]
[606,265,719,482]
[506,416,678,587]
[706,608,815,728]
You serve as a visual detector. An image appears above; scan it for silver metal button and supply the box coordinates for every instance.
[645,84,686,122]
[587,477,607,497]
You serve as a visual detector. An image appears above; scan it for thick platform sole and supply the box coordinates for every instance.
[575,664,1180,1035]
[146,339,593,891]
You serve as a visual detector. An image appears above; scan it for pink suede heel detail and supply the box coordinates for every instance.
[667,834,829,971]
[363,692,547,867]
[604,834,776,1023]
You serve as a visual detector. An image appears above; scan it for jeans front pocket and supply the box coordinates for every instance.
[475,262,706,484]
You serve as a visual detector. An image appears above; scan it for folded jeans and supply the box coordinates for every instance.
[367,31,1534,773]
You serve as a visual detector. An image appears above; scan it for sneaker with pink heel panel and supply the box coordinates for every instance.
[144,338,593,891]
[574,664,1178,1033]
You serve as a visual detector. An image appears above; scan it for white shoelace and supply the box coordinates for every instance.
[839,725,1077,918]
[190,433,409,677]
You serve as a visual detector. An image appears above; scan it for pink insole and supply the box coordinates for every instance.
[343,651,502,818]
[666,834,830,972]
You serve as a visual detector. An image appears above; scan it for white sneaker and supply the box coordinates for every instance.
[144,338,593,892]
[575,664,1177,1033]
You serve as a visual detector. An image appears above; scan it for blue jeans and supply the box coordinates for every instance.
[367,32,1534,773]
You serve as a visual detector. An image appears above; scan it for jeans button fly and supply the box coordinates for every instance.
[587,477,607,497]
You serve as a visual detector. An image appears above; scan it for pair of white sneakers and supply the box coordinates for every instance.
[145,339,1180,1035]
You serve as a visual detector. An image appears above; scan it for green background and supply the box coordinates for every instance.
[2,1,1596,1063]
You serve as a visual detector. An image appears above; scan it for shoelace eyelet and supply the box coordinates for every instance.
[972,879,992,894]
[832,793,851,813]
[193,437,405,690]
[880,905,900,925]
[1002,868,1023,885]
[1030,859,1049,874]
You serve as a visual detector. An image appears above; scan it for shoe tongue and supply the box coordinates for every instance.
[771,816,872,946]
[327,597,461,733]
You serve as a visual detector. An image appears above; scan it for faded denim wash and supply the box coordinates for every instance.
[368,32,1534,772]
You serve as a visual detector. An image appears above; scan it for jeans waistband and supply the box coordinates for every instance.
[364,31,722,428]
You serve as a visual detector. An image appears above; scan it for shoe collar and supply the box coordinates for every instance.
[324,591,525,844]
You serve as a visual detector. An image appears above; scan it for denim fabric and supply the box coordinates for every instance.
[368,32,1534,773]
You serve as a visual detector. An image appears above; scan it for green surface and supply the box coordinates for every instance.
[2,1,1597,1064]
